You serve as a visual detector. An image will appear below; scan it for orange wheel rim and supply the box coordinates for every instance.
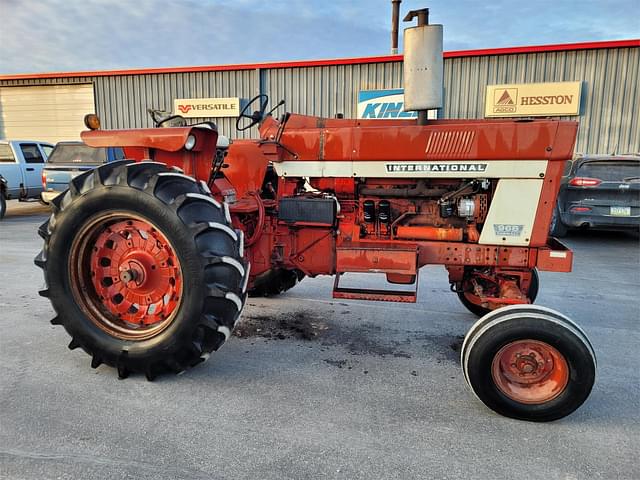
[69,212,183,340]
[491,340,569,404]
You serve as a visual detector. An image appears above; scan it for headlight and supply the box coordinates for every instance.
[84,113,101,130]
[184,134,196,151]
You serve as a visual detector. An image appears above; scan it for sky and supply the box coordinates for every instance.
[0,0,638,74]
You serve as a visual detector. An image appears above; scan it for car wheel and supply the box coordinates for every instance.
[550,206,568,237]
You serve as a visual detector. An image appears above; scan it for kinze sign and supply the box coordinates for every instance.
[357,89,437,120]
[485,81,582,117]
[173,97,241,118]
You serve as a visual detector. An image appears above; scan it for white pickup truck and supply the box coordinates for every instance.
[0,140,54,219]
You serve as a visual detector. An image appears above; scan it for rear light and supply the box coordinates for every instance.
[569,177,602,187]
[41,170,47,188]
[570,206,592,213]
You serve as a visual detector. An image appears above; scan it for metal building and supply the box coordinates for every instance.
[0,39,638,154]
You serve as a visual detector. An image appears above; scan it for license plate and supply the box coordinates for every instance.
[610,206,631,216]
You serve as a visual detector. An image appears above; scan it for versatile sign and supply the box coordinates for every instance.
[485,81,582,117]
[357,89,437,120]
[173,97,241,118]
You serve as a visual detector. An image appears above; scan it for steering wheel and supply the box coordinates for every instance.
[148,108,187,128]
[236,94,269,131]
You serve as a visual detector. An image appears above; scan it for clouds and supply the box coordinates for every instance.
[0,0,637,74]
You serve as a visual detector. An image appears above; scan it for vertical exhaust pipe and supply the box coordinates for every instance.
[391,0,402,54]
[402,8,444,125]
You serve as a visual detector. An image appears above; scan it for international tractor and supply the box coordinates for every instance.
[35,11,596,422]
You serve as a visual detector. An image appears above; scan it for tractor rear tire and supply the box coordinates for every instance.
[457,268,539,317]
[248,268,304,297]
[35,160,248,380]
[461,305,596,421]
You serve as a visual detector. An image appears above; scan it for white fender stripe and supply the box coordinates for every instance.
[272,160,548,179]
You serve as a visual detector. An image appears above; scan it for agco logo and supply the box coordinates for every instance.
[177,105,193,114]
[493,88,518,113]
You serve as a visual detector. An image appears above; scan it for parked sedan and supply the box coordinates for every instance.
[41,142,124,203]
[551,154,640,236]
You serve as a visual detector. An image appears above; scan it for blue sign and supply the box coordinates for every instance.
[357,89,437,120]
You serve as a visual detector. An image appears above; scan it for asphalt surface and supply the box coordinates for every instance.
[1,199,639,480]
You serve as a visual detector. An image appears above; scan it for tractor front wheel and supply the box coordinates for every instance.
[461,305,596,421]
[35,161,248,379]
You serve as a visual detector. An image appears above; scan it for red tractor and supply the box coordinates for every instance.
[35,15,596,422]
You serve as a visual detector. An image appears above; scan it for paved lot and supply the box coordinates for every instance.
[1,199,639,480]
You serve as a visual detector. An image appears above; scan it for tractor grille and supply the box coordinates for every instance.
[425,130,475,157]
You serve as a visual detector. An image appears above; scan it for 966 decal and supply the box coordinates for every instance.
[493,224,524,236]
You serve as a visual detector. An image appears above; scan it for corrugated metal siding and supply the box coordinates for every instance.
[444,46,639,154]
[94,70,259,139]
[261,62,403,119]
[1,46,637,153]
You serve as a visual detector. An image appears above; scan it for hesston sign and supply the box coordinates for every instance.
[485,81,582,117]
[173,97,241,118]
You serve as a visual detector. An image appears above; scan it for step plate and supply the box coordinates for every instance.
[332,274,418,303]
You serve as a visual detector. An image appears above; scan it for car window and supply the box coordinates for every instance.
[47,143,107,165]
[562,160,573,177]
[20,144,45,164]
[41,145,54,159]
[0,144,15,163]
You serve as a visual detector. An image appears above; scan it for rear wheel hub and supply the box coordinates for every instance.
[71,214,183,340]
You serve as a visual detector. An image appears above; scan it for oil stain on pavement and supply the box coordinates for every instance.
[233,310,464,367]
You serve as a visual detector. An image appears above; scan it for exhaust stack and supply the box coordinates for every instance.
[391,0,402,54]
[402,8,443,125]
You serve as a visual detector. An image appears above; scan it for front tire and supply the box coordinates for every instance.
[35,161,249,379]
[461,305,596,421]
[0,195,6,220]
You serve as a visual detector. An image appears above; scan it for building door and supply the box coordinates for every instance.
[0,84,95,144]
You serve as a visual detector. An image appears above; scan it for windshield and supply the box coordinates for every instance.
[47,143,107,165]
